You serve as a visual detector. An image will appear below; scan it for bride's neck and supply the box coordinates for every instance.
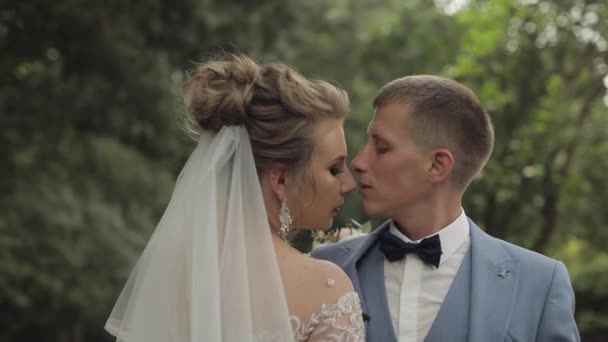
[270,232,300,257]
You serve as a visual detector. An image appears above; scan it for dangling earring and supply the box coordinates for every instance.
[279,198,293,239]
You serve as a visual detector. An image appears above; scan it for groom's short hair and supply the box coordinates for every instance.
[373,75,494,190]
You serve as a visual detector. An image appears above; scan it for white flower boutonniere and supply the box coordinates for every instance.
[312,220,372,248]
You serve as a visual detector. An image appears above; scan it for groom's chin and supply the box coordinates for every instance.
[361,201,382,218]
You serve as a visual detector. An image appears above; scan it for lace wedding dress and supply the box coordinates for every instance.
[291,291,365,342]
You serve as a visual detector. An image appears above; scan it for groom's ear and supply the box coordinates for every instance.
[426,148,454,183]
[268,163,290,200]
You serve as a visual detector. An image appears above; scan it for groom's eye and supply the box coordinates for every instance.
[372,136,390,154]
[376,146,389,154]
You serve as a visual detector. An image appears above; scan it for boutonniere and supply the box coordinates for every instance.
[312,220,371,247]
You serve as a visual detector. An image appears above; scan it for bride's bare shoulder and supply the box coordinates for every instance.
[299,256,355,303]
[281,252,356,319]
[288,257,364,341]
[309,258,353,291]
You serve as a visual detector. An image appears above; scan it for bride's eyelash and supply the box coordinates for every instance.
[330,165,344,176]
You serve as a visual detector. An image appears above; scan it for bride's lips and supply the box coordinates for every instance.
[332,202,344,214]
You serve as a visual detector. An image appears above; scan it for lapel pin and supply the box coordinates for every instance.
[498,269,510,278]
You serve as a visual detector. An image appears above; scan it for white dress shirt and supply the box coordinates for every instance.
[384,210,470,342]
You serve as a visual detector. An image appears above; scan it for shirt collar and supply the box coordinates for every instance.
[389,209,470,266]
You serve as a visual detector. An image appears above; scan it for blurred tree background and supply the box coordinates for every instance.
[1,0,606,341]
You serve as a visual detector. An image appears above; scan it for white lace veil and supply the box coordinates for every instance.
[105,126,294,341]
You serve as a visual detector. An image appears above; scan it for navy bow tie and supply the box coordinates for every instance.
[379,230,443,268]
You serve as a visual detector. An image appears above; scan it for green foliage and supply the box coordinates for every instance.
[454,1,608,334]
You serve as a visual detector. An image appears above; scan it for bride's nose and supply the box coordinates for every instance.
[341,167,356,195]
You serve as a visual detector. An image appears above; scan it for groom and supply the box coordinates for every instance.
[312,75,579,341]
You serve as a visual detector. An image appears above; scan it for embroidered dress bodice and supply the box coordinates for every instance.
[290,290,365,342]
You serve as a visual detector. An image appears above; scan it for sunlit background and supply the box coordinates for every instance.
[1,0,607,341]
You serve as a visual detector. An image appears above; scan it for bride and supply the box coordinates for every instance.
[105,54,365,341]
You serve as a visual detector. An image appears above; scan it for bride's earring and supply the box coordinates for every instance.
[279,198,293,239]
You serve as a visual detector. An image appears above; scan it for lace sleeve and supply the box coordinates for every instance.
[292,291,365,342]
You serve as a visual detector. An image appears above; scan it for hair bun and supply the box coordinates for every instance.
[184,56,260,132]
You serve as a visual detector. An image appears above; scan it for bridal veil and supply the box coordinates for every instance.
[105,126,294,341]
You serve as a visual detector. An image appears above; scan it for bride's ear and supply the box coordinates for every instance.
[267,163,290,200]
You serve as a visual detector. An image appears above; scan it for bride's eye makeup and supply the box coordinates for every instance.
[330,165,344,176]
[329,156,346,176]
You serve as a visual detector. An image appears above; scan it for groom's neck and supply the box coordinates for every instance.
[392,198,462,240]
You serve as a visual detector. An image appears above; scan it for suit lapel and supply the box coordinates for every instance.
[426,219,519,342]
[467,221,519,342]
[341,222,397,342]
[358,239,398,341]
[424,244,472,342]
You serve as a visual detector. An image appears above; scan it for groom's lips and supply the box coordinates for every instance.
[359,182,372,192]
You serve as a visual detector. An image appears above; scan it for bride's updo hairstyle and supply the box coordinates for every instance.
[183,54,349,177]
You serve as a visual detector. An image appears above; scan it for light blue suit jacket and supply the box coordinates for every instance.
[311,219,580,342]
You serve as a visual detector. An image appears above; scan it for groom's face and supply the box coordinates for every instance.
[351,102,431,218]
